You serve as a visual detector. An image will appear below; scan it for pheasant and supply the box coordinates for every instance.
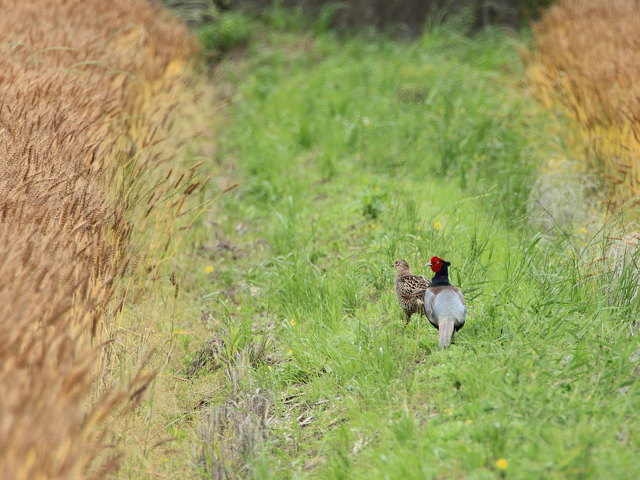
[392,259,430,325]
[424,256,466,348]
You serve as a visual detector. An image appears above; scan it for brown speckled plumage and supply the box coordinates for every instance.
[392,259,430,325]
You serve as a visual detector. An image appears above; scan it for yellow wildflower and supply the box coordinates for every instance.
[290,318,297,326]
[268,365,273,370]
[577,227,588,235]
[433,221,443,230]
[287,349,293,355]
[205,265,214,273]
[496,458,508,470]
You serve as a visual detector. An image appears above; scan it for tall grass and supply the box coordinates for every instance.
[0,1,200,478]
[529,0,640,209]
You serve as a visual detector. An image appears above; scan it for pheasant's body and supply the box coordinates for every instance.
[392,260,430,325]
[424,257,466,348]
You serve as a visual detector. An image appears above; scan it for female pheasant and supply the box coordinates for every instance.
[424,256,466,348]
[392,259,430,325]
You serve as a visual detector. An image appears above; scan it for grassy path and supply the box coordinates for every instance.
[120,17,640,480]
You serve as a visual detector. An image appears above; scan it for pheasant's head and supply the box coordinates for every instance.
[392,259,410,273]
[427,256,451,273]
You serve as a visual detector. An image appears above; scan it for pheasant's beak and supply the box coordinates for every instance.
[425,262,432,267]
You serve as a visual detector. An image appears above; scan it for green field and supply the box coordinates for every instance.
[122,11,640,479]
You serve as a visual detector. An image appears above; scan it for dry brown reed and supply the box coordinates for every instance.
[529,0,640,209]
[0,1,198,478]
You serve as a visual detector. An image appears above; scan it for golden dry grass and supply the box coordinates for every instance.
[0,1,201,478]
[529,0,640,208]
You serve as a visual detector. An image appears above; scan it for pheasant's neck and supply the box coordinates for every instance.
[430,266,451,287]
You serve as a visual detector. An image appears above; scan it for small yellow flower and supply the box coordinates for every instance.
[289,318,297,326]
[205,265,214,273]
[433,221,443,230]
[577,227,588,235]
[442,408,453,415]
[287,349,293,355]
[496,458,508,470]
[268,365,273,370]
[174,330,193,335]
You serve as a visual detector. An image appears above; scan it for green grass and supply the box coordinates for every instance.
[136,11,640,480]
[197,10,256,59]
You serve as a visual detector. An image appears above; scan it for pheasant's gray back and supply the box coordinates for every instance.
[432,289,466,324]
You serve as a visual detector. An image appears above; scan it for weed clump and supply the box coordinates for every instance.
[198,11,256,59]
[361,187,388,220]
[195,383,272,479]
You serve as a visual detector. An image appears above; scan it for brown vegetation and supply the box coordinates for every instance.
[530,0,640,208]
[0,1,199,478]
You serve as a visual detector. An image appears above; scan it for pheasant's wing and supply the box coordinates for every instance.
[451,286,467,310]
[423,289,438,327]
[448,286,467,330]
[397,274,430,298]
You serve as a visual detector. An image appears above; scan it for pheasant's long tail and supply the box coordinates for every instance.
[438,318,454,349]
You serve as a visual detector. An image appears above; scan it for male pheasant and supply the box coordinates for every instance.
[392,259,430,325]
[424,256,466,348]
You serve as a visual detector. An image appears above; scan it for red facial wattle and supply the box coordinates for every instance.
[430,256,443,273]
